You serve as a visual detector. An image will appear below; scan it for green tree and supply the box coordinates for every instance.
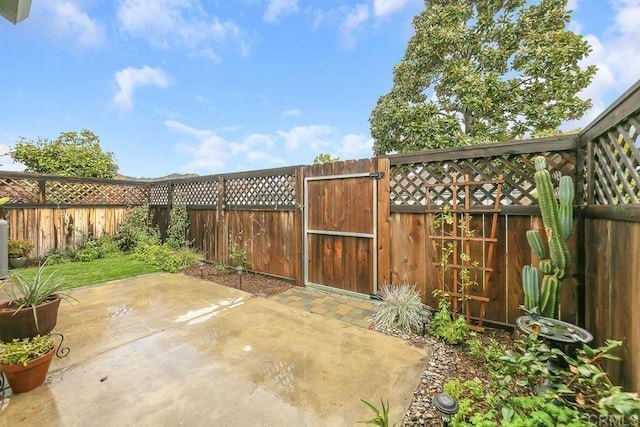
[11,130,118,178]
[369,0,596,155]
[313,153,340,164]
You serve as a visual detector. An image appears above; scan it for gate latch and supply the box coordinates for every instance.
[369,172,385,179]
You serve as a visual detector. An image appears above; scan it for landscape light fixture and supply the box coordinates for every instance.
[198,260,206,279]
[432,393,459,426]
[418,305,432,336]
[0,0,32,24]
[235,265,244,289]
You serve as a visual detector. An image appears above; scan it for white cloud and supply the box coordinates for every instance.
[277,125,335,150]
[166,121,372,174]
[39,1,105,48]
[283,108,302,117]
[339,134,373,159]
[563,0,640,130]
[338,4,370,50]
[245,133,275,147]
[276,125,373,160]
[373,0,410,17]
[113,66,172,110]
[166,121,285,173]
[264,0,299,24]
[116,0,248,58]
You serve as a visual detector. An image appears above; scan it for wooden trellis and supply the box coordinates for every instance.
[428,174,503,331]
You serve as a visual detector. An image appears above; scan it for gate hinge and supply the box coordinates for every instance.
[369,172,385,179]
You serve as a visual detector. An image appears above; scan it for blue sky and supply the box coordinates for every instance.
[0,0,637,178]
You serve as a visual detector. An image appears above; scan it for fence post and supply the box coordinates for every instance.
[216,175,226,263]
[293,166,305,286]
[38,180,46,204]
[376,157,391,288]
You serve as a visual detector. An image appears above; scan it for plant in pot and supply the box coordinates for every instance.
[0,334,56,393]
[7,239,35,269]
[0,260,76,342]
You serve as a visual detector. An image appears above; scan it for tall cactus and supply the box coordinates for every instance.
[522,156,574,319]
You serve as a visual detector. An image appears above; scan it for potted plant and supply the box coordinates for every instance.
[0,335,56,393]
[0,260,76,342]
[7,239,35,268]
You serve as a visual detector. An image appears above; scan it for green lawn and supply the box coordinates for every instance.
[12,256,163,289]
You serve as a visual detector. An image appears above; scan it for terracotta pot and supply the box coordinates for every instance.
[1,347,55,393]
[0,297,61,342]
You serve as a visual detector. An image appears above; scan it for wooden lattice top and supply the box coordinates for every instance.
[225,174,296,208]
[149,166,298,209]
[0,173,148,206]
[387,137,577,211]
[587,110,640,205]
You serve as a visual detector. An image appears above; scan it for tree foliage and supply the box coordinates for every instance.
[370,0,597,155]
[313,153,340,164]
[11,130,118,178]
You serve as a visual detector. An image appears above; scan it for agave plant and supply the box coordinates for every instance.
[3,259,76,329]
[372,283,423,333]
[359,398,396,427]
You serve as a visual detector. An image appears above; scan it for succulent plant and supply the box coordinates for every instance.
[522,156,574,319]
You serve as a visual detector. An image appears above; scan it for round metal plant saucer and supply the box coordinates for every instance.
[516,315,593,344]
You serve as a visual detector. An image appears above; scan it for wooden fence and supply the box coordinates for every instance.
[0,172,148,254]
[1,80,638,391]
[578,80,640,392]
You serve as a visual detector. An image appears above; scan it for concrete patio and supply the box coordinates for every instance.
[0,273,431,426]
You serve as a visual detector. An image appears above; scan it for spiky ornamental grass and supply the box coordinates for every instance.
[372,283,423,333]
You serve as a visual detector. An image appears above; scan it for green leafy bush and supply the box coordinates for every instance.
[430,297,469,344]
[114,204,156,252]
[166,203,192,250]
[95,236,122,257]
[130,242,200,273]
[76,247,99,262]
[8,239,35,258]
[372,283,423,333]
[447,334,640,426]
[45,247,76,264]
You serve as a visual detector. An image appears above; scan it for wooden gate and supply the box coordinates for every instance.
[303,159,390,296]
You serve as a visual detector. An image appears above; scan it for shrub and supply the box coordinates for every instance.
[8,239,35,258]
[372,283,423,333]
[44,247,76,264]
[166,203,191,250]
[114,204,156,252]
[95,236,121,257]
[130,242,200,273]
[448,334,640,425]
[76,246,100,262]
[429,296,469,344]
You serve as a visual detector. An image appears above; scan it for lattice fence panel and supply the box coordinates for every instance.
[46,181,148,205]
[149,184,169,205]
[590,112,640,205]
[173,181,219,206]
[0,177,39,204]
[390,151,576,208]
[225,174,296,208]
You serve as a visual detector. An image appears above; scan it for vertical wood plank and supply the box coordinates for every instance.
[377,157,391,289]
